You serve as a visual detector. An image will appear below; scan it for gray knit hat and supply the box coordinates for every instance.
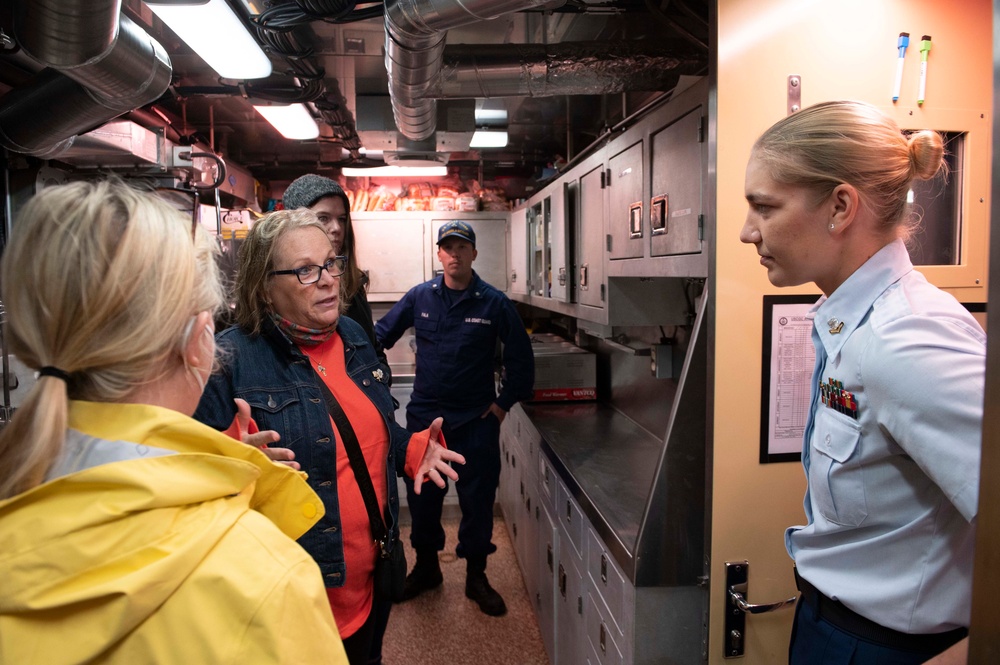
[282,174,349,211]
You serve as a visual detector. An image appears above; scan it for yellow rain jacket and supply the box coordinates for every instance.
[0,401,348,665]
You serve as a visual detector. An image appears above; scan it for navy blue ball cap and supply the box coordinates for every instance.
[437,220,476,247]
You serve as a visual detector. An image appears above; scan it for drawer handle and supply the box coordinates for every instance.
[525,496,531,513]
[558,563,567,597]
[566,500,572,522]
[513,522,518,538]
[547,544,553,572]
[601,554,608,584]
[520,481,524,497]
[600,622,607,654]
[512,454,516,468]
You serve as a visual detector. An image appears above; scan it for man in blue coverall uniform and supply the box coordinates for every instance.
[376,220,534,616]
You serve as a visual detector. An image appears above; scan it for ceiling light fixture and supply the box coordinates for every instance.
[341,165,449,177]
[474,99,508,124]
[146,0,272,79]
[469,129,509,149]
[253,103,320,140]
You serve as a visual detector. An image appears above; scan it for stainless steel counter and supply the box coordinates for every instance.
[521,401,663,580]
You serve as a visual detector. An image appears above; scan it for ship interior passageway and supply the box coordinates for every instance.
[384,517,549,665]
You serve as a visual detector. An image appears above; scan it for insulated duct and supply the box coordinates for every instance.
[430,41,708,98]
[0,0,171,157]
[384,0,548,142]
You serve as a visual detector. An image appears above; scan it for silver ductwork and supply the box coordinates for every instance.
[430,41,707,98]
[384,0,548,141]
[0,0,171,157]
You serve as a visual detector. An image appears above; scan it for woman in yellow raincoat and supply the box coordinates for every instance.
[0,180,348,665]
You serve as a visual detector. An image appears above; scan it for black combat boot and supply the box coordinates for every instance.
[401,548,443,600]
[465,556,507,616]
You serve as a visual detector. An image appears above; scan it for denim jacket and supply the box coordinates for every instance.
[193,316,406,589]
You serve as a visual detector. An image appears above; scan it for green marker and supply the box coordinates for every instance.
[918,35,932,105]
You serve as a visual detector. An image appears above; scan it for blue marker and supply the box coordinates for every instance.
[892,32,909,102]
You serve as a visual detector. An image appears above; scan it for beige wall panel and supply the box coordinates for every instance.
[711,1,991,662]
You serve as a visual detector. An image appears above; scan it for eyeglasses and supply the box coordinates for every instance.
[269,256,347,285]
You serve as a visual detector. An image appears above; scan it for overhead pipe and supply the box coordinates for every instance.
[0,0,171,157]
[384,0,549,141]
[428,41,707,98]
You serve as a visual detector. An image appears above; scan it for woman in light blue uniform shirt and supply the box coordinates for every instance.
[741,101,983,664]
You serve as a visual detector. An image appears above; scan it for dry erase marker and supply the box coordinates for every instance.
[918,35,932,105]
[893,32,909,102]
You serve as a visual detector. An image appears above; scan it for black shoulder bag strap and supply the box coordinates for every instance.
[314,373,390,552]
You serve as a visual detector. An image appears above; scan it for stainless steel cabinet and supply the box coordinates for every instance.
[557,536,586,665]
[587,525,634,663]
[607,141,644,260]
[577,162,607,310]
[506,78,709,325]
[353,211,509,302]
[650,104,705,258]
[549,187,569,302]
[353,215,426,300]
[502,402,706,665]
[509,207,529,296]
[586,590,625,665]
[538,501,559,661]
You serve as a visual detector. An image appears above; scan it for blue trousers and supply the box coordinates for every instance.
[404,411,501,560]
[789,597,958,665]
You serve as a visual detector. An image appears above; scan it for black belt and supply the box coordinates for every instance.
[794,568,967,654]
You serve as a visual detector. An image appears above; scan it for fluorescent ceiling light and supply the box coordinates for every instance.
[469,129,509,148]
[474,108,508,122]
[147,0,272,79]
[341,165,449,177]
[253,104,320,140]
[475,99,507,123]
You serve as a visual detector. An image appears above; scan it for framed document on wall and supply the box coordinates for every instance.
[760,294,820,464]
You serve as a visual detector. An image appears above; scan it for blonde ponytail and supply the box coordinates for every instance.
[0,180,224,500]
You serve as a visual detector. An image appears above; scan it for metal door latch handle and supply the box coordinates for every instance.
[728,588,797,614]
[724,561,797,658]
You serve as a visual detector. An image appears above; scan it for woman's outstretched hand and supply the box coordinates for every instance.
[413,416,465,495]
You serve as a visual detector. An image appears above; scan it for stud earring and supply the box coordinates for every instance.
[829,224,835,230]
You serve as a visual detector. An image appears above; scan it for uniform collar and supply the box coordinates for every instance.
[430,270,485,299]
[812,239,913,360]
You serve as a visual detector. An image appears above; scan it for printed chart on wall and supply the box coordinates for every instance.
[759,295,820,463]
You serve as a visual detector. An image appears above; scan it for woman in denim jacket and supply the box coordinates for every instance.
[194,210,463,665]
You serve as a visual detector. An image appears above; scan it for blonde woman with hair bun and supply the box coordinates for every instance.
[0,180,347,665]
[741,101,982,664]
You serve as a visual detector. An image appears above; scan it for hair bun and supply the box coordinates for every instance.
[907,130,946,181]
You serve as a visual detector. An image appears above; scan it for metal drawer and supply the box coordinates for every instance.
[586,526,627,637]
[557,478,585,559]
[539,453,557,515]
[586,590,624,665]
